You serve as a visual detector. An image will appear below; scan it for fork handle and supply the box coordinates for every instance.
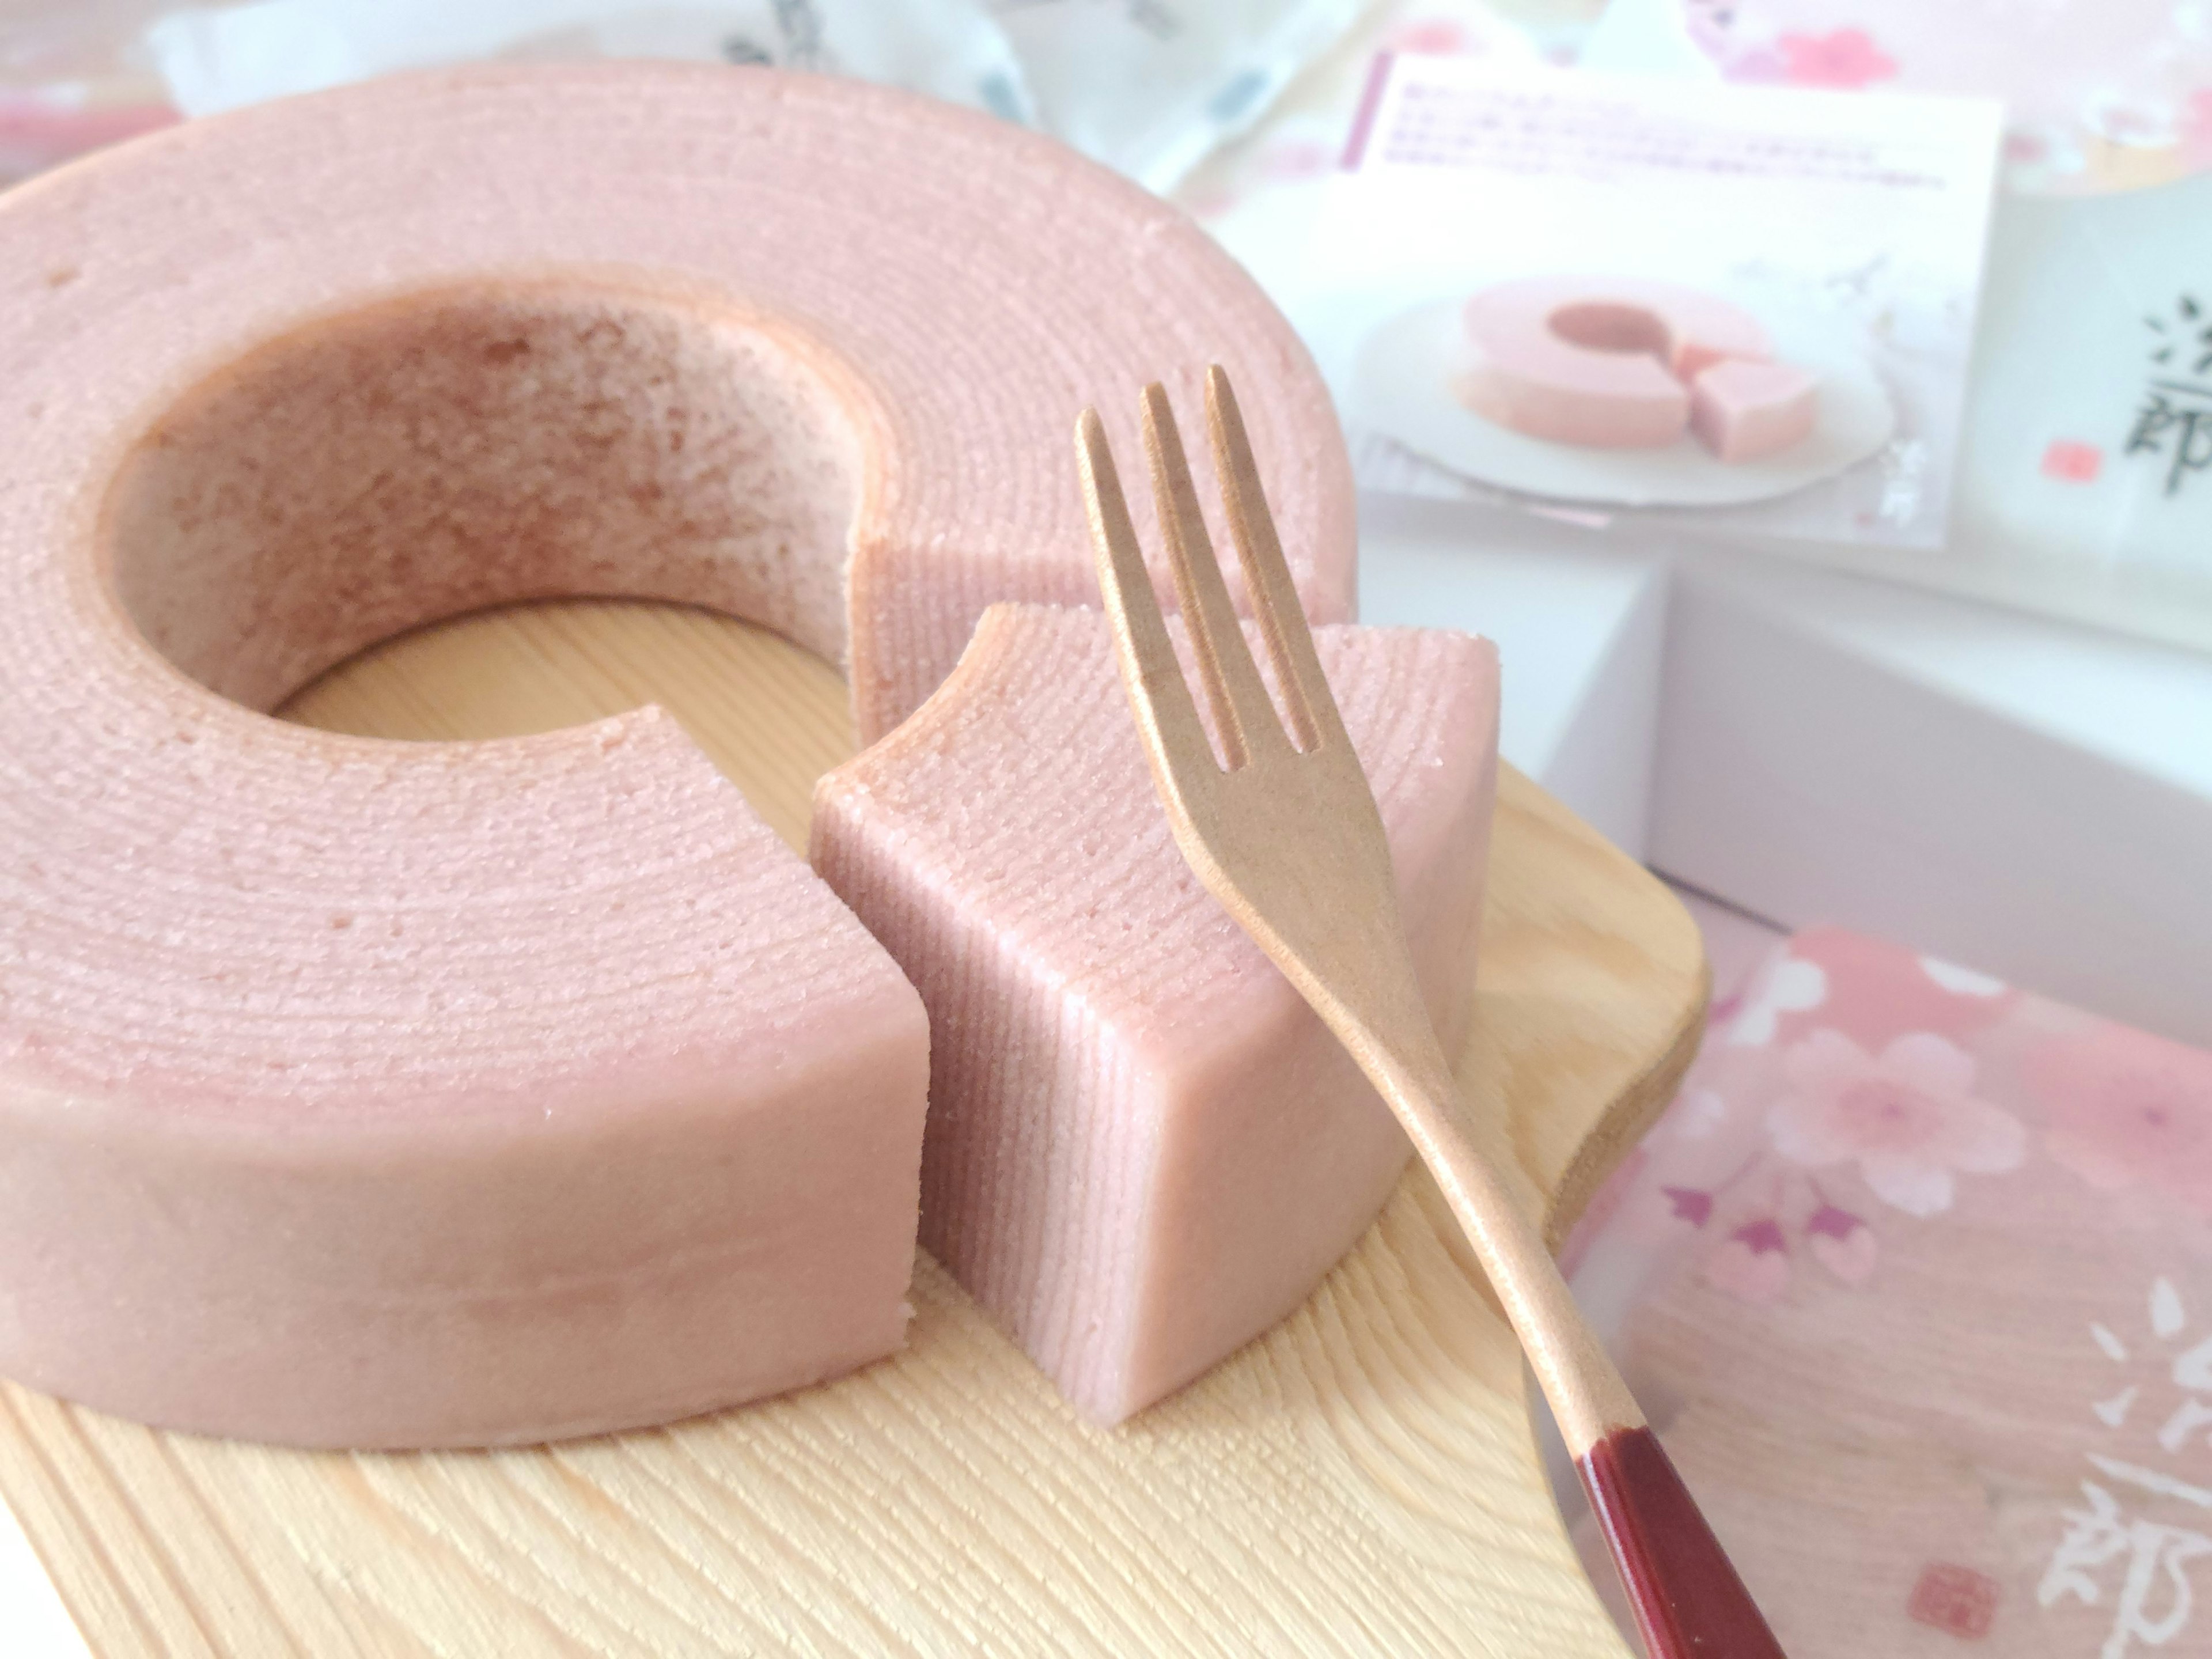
[1578,1423,1789,1658]
[1351,1035,1787,1658]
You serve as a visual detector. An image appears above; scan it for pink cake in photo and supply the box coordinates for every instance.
[1691,358,1820,463]
[1457,275,1819,461]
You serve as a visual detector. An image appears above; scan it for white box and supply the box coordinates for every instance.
[1358,494,1668,858]
[1649,550,2212,1045]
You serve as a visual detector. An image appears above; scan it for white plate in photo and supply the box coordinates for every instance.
[1351,299,1896,509]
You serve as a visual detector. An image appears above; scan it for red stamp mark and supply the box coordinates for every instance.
[2041,439,2103,483]
[1908,1562,1998,1639]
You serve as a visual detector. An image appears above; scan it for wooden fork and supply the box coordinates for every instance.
[1077,368,1786,1659]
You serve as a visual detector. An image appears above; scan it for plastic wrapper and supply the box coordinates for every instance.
[0,0,1369,191]
[141,0,1032,121]
[0,3,180,185]
[990,0,1372,192]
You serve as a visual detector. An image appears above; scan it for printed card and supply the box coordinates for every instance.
[1292,55,2004,548]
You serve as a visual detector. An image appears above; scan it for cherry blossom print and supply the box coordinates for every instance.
[1704,1217,1790,1304]
[1775,28,1898,90]
[1918,956,2006,998]
[1768,1030,2026,1217]
[1724,956,1827,1048]
[1663,1185,1717,1228]
[1781,929,2014,1048]
[2035,1021,2212,1218]
[1667,1087,1730,1141]
[1804,1203,1878,1284]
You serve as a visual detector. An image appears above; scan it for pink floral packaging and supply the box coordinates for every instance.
[1563,927,2212,1656]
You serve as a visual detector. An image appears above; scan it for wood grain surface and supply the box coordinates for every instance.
[0,599,1706,1657]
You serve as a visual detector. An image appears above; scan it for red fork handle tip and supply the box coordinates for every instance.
[1577,1425,1788,1658]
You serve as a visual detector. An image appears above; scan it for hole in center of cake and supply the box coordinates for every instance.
[1546,301,1672,361]
[100,279,862,714]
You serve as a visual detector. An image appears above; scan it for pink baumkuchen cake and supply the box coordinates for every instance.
[0,65,1354,1446]
[1458,275,1815,460]
[812,606,1499,1423]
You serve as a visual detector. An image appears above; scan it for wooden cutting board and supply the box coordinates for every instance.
[0,599,1706,1658]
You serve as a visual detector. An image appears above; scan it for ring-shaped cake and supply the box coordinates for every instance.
[0,64,1355,1446]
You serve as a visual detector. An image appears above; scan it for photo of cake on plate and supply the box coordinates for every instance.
[1455,276,1820,463]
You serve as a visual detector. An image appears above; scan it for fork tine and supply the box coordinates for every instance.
[1141,384,1289,769]
[1206,365,1349,756]
[1076,408,1215,793]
